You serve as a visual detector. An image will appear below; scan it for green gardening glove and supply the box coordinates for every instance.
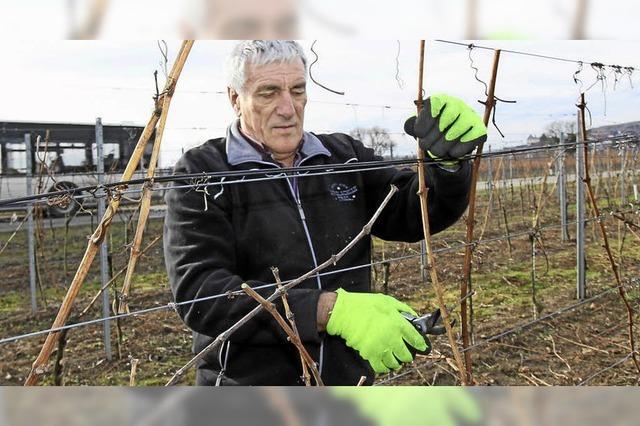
[326,288,428,374]
[404,94,487,165]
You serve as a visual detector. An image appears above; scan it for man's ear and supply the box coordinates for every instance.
[228,87,241,117]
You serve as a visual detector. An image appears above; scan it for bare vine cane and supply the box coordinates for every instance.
[241,284,323,385]
[531,152,563,317]
[0,212,30,256]
[51,213,162,384]
[129,357,140,386]
[272,267,312,385]
[611,212,640,243]
[81,235,163,318]
[577,93,640,376]
[34,133,55,302]
[477,155,504,242]
[23,40,195,386]
[165,185,399,386]
[493,159,514,258]
[117,39,188,314]
[459,49,502,384]
[621,220,640,243]
[118,51,184,314]
[413,41,467,385]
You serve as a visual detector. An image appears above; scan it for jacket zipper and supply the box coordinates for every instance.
[286,163,326,380]
[249,159,326,379]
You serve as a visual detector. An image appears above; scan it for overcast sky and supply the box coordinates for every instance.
[0,40,638,166]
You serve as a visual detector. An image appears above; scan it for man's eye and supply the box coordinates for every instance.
[292,88,306,95]
[259,92,276,98]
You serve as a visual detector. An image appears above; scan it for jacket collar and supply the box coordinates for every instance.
[226,119,331,166]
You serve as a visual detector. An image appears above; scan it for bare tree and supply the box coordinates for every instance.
[545,120,577,140]
[350,127,396,158]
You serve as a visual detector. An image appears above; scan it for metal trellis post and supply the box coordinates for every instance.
[25,133,37,313]
[620,145,626,206]
[486,146,493,213]
[558,132,569,241]
[509,154,513,181]
[96,118,112,360]
[576,116,586,300]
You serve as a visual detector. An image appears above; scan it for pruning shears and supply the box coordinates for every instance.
[401,308,456,356]
[400,292,472,356]
[403,308,455,336]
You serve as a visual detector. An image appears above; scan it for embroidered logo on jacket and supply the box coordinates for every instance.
[329,183,358,202]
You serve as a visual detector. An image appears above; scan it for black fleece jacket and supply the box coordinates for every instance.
[163,132,471,386]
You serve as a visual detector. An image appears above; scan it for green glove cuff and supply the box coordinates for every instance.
[426,150,460,168]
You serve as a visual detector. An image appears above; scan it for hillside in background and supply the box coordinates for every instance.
[588,121,640,138]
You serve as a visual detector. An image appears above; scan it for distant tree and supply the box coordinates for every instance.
[350,127,396,158]
[545,120,577,140]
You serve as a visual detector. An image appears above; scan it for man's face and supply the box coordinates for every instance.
[229,58,307,161]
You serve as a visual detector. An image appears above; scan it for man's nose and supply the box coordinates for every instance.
[276,92,295,118]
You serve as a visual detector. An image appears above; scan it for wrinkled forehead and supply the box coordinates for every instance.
[244,58,307,89]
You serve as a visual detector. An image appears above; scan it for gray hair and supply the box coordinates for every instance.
[225,40,307,93]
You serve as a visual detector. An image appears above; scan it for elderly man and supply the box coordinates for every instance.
[164,41,486,386]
